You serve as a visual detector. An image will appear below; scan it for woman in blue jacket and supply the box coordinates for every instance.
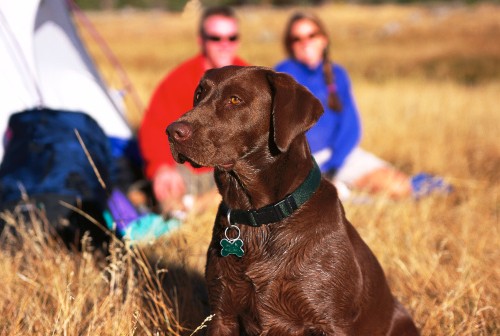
[275,12,450,199]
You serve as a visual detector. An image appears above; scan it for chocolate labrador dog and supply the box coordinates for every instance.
[167,66,419,336]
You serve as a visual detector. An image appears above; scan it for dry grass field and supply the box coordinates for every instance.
[1,2,499,335]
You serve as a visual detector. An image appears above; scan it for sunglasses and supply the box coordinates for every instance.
[290,31,322,44]
[203,34,239,43]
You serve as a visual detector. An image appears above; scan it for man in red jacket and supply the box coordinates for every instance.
[139,6,248,212]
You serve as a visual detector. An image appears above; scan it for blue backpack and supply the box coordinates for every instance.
[0,108,116,205]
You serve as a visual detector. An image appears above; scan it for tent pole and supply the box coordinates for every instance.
[67,0,145,130]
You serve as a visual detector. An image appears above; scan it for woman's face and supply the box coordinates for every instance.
[289,19,328,68]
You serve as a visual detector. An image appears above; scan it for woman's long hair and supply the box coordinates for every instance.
[283,12,342,112]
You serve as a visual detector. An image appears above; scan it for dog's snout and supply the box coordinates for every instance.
[166,121,192,142]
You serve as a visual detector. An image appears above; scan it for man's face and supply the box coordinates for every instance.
[200,15,240,69]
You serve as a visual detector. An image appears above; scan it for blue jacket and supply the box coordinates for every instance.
[275,59,361,173]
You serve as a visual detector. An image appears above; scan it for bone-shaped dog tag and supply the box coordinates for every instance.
[220,238,244,257]
[220,224,244,257]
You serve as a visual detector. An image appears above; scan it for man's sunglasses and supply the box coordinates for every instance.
[290,31,322,44]
[203,34,239,43]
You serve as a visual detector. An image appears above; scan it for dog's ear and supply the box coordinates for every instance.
[266,70,324,152]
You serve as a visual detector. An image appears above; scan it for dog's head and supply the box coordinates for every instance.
[166,66,323,171]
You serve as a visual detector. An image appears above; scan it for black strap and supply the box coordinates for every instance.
[221,160,321,227]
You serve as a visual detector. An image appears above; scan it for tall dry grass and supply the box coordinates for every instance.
[1,3,499,335]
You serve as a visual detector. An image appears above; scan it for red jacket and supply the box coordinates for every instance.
[139,54,248,179]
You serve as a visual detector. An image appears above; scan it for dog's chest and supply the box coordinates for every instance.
[228,256,332,335]
[224,250,304,314]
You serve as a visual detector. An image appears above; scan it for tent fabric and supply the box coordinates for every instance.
[0,0,133,161]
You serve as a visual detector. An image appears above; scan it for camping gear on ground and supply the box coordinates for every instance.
[105,189,182,245]
[0,0,157,246]
[0,108,119,247]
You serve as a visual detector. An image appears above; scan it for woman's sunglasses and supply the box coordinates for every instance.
[203,34,239,43]
[290,31,322,44]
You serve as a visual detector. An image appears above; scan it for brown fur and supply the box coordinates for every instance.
[166,66,419,336]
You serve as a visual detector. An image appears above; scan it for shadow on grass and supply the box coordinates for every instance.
[143,254,210,336]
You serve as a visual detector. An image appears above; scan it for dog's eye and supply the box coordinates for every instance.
[230,96,241,105]
[194,88,203,105]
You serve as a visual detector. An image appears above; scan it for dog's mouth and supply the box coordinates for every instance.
[217,162,235,171]
[178,153,204,168]
[177,153,234,171]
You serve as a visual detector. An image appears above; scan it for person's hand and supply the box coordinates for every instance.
[152,165,186,213]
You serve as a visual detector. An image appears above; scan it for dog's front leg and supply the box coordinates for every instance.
[204,283,241,336]
[205,313,239,336]
[205,247,242,335]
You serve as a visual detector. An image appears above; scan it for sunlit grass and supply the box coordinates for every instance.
[1,3,498,335]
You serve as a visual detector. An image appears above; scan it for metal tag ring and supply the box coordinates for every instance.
[224,225,241,242]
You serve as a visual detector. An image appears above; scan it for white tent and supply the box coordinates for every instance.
[0,0,133,160]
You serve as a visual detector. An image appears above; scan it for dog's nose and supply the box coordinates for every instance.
[166,121,192,142]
